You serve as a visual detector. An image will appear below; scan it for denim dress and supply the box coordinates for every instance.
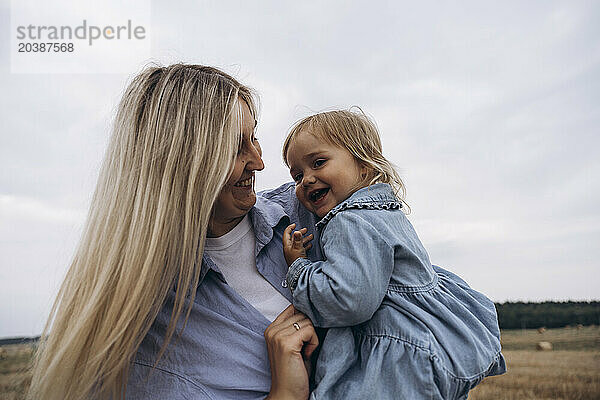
[287,184,506,400]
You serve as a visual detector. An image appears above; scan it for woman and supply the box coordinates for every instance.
[27,64,320,399]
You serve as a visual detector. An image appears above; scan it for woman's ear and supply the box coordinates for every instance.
[359,163,370,180]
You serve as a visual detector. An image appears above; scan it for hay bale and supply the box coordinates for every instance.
[536,341,553,351]
[537,327,546,334]
[0,347,6,359]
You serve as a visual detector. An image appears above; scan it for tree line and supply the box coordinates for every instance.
[2,302,599,342]
[495,301,600,329]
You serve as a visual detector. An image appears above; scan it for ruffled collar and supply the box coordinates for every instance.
[315,183,402,229]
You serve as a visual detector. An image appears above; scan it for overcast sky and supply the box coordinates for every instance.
[1,0,599,338]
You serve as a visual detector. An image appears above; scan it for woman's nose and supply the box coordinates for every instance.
[246,141,264,171]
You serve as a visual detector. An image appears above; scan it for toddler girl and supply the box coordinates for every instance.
[282,109,506,399]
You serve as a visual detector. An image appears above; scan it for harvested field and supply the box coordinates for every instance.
[471,326,600,399]
[0,343,34,400]
[1,326,599,399]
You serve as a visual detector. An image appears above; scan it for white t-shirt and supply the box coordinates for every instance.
[205,215,290,322]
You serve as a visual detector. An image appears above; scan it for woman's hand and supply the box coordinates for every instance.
[264,305,319,400]
[283,223,313,267]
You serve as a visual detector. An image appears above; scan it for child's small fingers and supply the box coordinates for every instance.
[304,243,313,250]
[292,232,305,249]
[284,223,296,235]
[282,224,296,247]
[302,235,313,245]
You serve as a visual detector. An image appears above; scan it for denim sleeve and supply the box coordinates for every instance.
[286,211,394,327]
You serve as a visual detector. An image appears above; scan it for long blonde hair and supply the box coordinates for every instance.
[283,108,409,211]
[27,64,256,400]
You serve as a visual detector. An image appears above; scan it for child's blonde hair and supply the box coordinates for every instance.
[283,108,409,210]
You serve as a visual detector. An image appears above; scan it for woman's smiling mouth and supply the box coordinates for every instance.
[234,176,253,187]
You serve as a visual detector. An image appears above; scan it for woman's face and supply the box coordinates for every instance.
[209,100,264,236]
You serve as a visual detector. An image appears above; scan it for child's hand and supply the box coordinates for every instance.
[283,223,313,267]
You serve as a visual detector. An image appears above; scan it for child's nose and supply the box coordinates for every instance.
[302,174,316,186]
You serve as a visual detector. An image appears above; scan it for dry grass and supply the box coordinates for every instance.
[0,343,34,400]
[1,327,599,399]
[471,326,600,400]
[500,325,600,351]
[471,350,600,399]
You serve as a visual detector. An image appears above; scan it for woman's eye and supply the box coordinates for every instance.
[237,135,257,155]
[313,159,326,168]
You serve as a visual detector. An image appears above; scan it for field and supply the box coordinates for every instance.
[0,326,599,399]
[0,343,33,400]
[470,326,600,399]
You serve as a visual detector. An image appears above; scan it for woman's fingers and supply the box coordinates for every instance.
[285,317,319,360]
[269,309,310,334]
[267,306,302,335]
[267,308,317,343]
[265,307,320,400]
[265,309,316,400]
[272,309,318,343]
[300,325,319,359]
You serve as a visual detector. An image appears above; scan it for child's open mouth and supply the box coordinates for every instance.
[309,188,329,203]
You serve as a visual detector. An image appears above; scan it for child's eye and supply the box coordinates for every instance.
[293,172,303,183]
[313,159,326,168]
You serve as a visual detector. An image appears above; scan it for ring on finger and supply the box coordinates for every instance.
[293,322,301,331]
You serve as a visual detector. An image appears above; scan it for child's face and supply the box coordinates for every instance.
[286,131,367,218]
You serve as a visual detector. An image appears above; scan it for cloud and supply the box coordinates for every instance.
[1,0,599,337]
[0,194,85,337]
[0,194,85,224]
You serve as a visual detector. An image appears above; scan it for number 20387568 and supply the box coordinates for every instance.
[18,42,74,52]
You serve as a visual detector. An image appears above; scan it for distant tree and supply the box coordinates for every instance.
[495,301,600,329]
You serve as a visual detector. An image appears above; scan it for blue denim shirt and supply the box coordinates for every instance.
[287,183,506,400]
[126,182,320,400]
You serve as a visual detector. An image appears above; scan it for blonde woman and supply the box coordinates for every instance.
[27,64,319,400]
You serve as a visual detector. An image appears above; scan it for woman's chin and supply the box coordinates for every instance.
[232,192,257,213]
